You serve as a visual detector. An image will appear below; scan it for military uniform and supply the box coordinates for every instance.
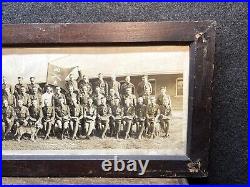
[53,93,66,107]
[78,81,93,95]
[158,104,172,137]
[14,83,27,97]
[65,80,78,92]
[27,83,42,95]
[2,105,15,139]
[137,81,152,97]
[110,104,123,138]
[95,79,109,96]
[83,104,97,138]
[106,94,120,106]
[2,83,12,94]
[69,104,83,139]
[97,104,111,138]
[28,105,42,129]
[3,92,15,106]
[109,81,121,96]
[78,91,90,107]
[65,92,79,107]
[146,103,160,138]
[142,93,151,105]
[92,93,105,106]
[135,103,147,139]
[14,106,29,127]
[121,82,135,95]
[42,105,55,139]
[29,93,42,107]
[123,105,135,139]
[157,94,171,106]
[122,93,136,107]
[55,104,70,129]
[15,93,30,107]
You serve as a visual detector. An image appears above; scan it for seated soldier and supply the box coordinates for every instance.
[157,87,172,106]
[135,97,147,139]
[97,97,111,139]
[28,99,43,140]
[110,97,123,139]
[29,86,42,107]
[69,98,83,140]
[123,98,135,139]
[42,99,55,140]
[78,85,90,107]
[2,99,14,140]
[83,98,97,139]
[66,85,79,108]
[158,97,172,137]
[55,97,70,139]
[14,99,30,141]
[146,96,160,139]
[142,87,152,105]
[53,86,66,107]
[107,88,120,106]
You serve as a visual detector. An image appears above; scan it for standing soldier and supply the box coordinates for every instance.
[107,88,120,106]
[27,77,42,95]
[28,99,43,140]
[29,86,42,107]
[2,99,15,140]
[135,97,147,139]
[110,98,123,139]
[78,85,90,107]
[66,85,79,108]
[122,87,136,107]
[69,98,83,140]
[92,86,105,107]
[54,97,70,139]
[109,75,121,98]
[96,97,111,139]
[14,77,27,97]
[65,74,78,93]
[137,75,152,97]
[41,86,54,107]
[15,86,30,107]
[146,96,160,139]
[3,83,15,107]
[158,97,172,137]
[123,98,135,139]
[83,98,97,139]
[2,76,12,94]
[14,99,30,141]
[95,73,109,96]
[78,75,92,95]
[121,76,135,96]
[157,87,172,107]
[53,86,66,107]
[42,99,55,140]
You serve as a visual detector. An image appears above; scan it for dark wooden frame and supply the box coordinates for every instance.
[2,21,216,178]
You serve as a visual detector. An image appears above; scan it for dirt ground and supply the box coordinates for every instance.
[3,111,186,154]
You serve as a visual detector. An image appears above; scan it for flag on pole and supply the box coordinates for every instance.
[47,63,76,90]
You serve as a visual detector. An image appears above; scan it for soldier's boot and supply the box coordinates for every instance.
[165,121,170,137]
[101,122,108,139]
[125,121,132,139]
[31,134,35,142]
[137,125,144,140]
[44,123,52,140]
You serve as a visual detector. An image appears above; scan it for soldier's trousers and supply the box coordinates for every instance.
[124,120,133,139]
[160,119,170,136]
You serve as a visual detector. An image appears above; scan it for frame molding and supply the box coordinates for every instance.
[2,21,216,178]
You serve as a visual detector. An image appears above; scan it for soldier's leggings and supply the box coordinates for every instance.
[85,120,95,137]
[160,119,170,136]
[114,120,122,138]
[70,120,79,139]
[124,120,133,139]
[137,121,145,139]
[100,120,109,139]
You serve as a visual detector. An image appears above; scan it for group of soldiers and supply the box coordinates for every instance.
[2,70,172,141]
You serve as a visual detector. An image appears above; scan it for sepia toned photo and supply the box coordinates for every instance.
[2,46,189,158]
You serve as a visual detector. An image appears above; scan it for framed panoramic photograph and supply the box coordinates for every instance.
[2,22,215,177]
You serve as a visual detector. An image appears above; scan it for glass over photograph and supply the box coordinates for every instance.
[2,46,189,158]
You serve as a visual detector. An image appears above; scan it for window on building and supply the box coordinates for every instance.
[176,77,183,96]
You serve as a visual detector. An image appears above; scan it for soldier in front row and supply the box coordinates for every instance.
[54,97,70,139]
[28,99,43,141]
[123,98,135,139]
[135,97,147,139]
[146,96,160,139]
[158,97,172,137]
[96,97,111,139]
[83,98,97,139]
[2,99,14,140]
[110,97,123,139]
[69,98,83,140]
[42,99,55,140]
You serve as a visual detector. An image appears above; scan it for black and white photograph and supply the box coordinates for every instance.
[2,46,189,157]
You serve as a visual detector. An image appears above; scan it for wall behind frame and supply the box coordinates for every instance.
[2,2,248,184]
